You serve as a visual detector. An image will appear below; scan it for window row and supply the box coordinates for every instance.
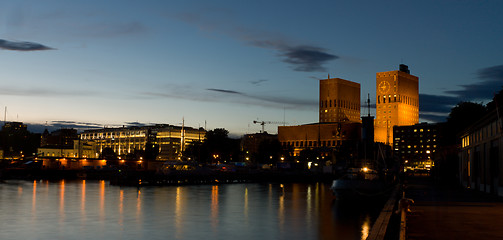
[377,94,418,106]
[282,140,341,148]
[320,98,359,110]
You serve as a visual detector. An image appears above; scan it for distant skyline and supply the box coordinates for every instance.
[0,0,502,136]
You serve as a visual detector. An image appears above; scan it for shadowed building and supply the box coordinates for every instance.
[0,121,40,158]
[278,122,361,156]
[241,132,278,155]
[375,64,419,145]
[41,128,78,148]
[319,76,361,123]
[459,104,503,196]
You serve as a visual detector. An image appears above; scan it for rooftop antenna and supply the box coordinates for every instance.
[4,106,6,124]
[283,107,286,126]
[367,93,371,117]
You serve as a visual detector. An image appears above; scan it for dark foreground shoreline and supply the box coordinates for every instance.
[1,167,338,186]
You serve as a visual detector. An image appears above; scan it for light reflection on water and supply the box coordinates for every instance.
[0,180,383,240]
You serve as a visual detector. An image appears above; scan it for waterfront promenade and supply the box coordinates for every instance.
[404,176,503,240]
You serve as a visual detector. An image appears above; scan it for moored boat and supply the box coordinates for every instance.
[331,167,395,200]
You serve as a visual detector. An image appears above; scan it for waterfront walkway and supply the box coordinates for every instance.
[404,176,503,240]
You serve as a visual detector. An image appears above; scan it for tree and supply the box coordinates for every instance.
[101,147,117,160]
[434,101,487,183]
[144,143,159,161]
[184,128,241,164]
[0,125,40,158]
[441,101,487,145]
[486,87,503,111]
[255,139,282,164]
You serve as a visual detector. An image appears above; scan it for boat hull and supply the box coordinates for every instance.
[331,179,393,200]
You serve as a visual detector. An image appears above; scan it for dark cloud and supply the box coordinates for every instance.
[281,46,338,72]
[419,113,448,123]
[478,64,503,80]
[444,65,503,100]
[444,80,503,100]
[0,39,54,51]
[251,40,338,72]
[419,93,480,122]
[206,88,243,95]
[206,87,316,108]
[144,84,316,110]
[250,79,268,86]
[50,120,104,128]
[27,121,103,133]
[124,122,148,127]
[251,95,317,108]
[0,86,97,97]
[171,10,337,73]
[417,65,503,122]
[419,94,459,115]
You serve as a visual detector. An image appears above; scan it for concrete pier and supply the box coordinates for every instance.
[404,176,503,239]
[366,186,399,240]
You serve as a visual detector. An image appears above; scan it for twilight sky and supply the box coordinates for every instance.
[0,0,502,136]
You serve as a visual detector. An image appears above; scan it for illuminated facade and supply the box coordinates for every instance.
[80,124,205,161]
[319,77,361,123]
[278,76,361,156]
[375,64,419,145]
[38,140,97,158]
[393,123,438,171]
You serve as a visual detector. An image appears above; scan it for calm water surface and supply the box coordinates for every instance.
[0,180,383,240]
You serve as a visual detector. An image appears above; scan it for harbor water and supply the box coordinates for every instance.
[0,180,384,240]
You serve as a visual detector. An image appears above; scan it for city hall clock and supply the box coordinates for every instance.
[378,81,390,94]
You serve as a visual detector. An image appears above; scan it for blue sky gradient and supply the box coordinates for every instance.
[0,0,502,136]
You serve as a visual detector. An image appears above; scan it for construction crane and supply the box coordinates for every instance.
[253,120,286,133]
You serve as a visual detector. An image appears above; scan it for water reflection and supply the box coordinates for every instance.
[0,181,383,240]
[175,186,183,239]
[99,180,105,221]
[278,184,285,233]
[211,185,219,231]
[80,180,86,225]
[244,187,248,222]
[361,215,371,239]
[118,189,123,226]
[59,180,65,222]
[31,180,37,220]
